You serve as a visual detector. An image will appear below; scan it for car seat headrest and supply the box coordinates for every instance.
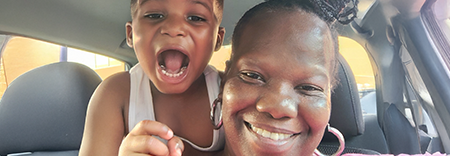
[0,62,101,155]
[324,54,365,140]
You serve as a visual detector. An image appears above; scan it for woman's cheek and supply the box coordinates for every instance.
[222,78,258,115]
[302,98,331,131]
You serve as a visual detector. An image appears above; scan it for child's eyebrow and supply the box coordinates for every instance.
[139,0,213,13]
[190,0,213,13]
[139,0,156,6]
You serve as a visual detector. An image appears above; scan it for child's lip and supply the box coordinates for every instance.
[156,45,189,59]
[155,45,190,84]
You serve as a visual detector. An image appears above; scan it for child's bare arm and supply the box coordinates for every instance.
[79,72,131,156]
[119,120,184,156]
[79,72,184,156]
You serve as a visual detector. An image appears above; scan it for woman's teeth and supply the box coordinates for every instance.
[250,124,292,140]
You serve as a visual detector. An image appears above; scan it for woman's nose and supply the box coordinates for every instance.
[160,17,187,37]
[256,83,299,119]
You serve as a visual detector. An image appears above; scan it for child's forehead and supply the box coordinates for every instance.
[135,0,222,20]
[138,0,217,8]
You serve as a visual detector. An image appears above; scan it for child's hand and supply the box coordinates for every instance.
[119,120,185,156]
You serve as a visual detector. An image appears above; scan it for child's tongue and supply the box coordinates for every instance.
[162,50,185,73]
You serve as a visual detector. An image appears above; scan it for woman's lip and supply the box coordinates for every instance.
[244,121,301,135]
[244,121,298,153]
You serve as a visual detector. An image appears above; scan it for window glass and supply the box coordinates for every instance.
[433,0,450,43]
[338,36,376,98]
[0,36,125,97]
[209,45,231,71]
[357,0,376,18]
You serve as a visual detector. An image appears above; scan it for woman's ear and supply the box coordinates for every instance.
[214,27,226,51]
[125,21,133,48]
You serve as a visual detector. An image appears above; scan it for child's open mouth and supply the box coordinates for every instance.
[157,50,190,78]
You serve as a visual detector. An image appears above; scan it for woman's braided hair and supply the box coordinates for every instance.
[230,0,358,87]
[311,0,358,24]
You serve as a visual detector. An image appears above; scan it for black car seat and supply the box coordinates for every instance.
[0,62,101,156]
[318,54,389,154]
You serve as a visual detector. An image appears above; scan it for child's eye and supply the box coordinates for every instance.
[239,71,265,83]
[144,13,164,19]
[187,16,206,22]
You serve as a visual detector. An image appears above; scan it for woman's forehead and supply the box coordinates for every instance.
[237,11,332,56]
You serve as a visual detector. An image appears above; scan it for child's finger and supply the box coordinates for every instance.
[130,120,174,140]
[124,135,170,156]
[167,136,184,156]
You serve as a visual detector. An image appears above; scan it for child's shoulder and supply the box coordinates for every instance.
[101,71,130,88]
[94,71,131,101]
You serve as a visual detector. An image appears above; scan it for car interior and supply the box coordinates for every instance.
[0,0,449,155]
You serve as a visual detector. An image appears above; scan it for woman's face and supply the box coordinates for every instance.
[222,10,334,156]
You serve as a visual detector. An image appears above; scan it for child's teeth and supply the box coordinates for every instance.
[250,124,293,141]
[161,68,185,78]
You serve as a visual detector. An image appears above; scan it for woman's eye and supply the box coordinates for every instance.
[145,13,164,19]
[240,72,265,82]
[187,16,206,22]
[297,85,323,92]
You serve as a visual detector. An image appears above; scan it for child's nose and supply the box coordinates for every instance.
[160,17,187,37]
[256,83,299,119]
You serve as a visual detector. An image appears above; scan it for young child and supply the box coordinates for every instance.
[79,0,225,155]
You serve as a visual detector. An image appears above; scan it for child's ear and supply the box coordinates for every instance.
[219,60,231,90]
[224,60,230,73]
[214,27,225,51]
[125,21,133,48]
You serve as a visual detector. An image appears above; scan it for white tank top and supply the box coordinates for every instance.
[128,63,225,151]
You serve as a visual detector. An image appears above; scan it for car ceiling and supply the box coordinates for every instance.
[0,0,263,65]
[0,0,427,65]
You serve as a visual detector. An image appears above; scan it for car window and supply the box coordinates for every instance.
[338,36,376,115]
[432,0,450,45]
[0,36,125,98]
[209,45,231,71]
[339,36,376,98]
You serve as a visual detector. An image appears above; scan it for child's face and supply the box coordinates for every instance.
[222,10,334,156]
[126,0,224,93]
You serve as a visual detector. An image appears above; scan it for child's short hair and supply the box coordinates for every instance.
[130,0,224,21]
[230,0,358,87]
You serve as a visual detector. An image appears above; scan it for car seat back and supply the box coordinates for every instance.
[0,62,101,155]
[319,54,389,154]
